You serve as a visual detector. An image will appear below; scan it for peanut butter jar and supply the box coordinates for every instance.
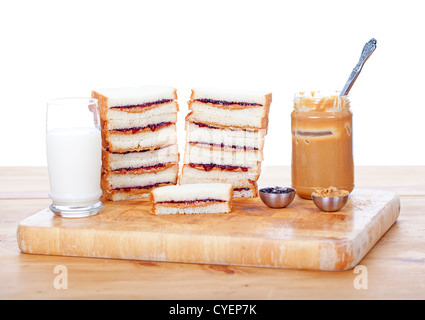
[291,91,354,199]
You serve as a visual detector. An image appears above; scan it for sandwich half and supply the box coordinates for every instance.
[179,171,258,199]
[187,87,272,129]
[150,183,233,215]
[184,141,263,164]
[103,122,177,153]
[101,163,179,201]
[102,144,179,173]
[185,121,265,151]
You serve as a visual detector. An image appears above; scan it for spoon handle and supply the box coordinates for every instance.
[340,38,377,96]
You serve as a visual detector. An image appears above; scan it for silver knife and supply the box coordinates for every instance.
[340,38,377,96]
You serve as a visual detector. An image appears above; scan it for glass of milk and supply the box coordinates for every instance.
[46,97,103,218]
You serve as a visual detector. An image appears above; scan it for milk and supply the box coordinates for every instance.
[46,127,102,205]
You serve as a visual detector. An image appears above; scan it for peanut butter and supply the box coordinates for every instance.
[291,91,354,199]
[312,186,349,197]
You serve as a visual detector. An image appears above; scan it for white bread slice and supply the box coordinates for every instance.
[150,183,233,214]
[190,87,272,106]
[151,183,233,202]
[185,121,265,150]
[179,173,258,198]
[93,85,177,108]
[184,148,260,171]
[187,103,268,129]
[184,142,263,164]
[152,202,231,215]
[179,175,256,188]
[102,144,179,172]
[181,164,260,181]
[104,124,177,153]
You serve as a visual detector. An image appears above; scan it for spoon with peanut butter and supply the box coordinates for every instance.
[340,38,377,96]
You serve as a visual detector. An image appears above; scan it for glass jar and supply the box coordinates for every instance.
[291,91,354,199]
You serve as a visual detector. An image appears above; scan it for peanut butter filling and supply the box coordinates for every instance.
[112,182,173,192]
[111,162,176,174]
[191,121,257,132]
[312,186,349,197]
[110,122,172,134]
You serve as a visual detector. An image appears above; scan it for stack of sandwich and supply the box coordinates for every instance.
[180,87,272,198]
[92,86,179,201]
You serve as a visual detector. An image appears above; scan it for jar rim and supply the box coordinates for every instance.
[294,91,350,111]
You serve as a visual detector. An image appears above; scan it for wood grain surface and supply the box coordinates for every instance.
[1,166,424,299]
[16,189,400,271]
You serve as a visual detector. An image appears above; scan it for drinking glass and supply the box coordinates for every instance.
[46,97,103,218]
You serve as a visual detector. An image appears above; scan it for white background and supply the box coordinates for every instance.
[1,0,424,166]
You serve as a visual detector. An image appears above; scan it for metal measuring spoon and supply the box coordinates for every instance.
[340,38,377,96]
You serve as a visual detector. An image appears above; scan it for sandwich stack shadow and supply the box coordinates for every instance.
[92,86,179,201]
[180,88,272,197]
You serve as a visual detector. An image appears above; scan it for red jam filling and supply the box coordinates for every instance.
[191,141,258,151]
[113,182,172,191]
[107,145,169,154]
[233,187,250,191]
[195,99,262,107]
[189,163,249,172]
[157,199,225,205]
[111,122,172,134]
[112,163,168,173]
[110,99,173,109]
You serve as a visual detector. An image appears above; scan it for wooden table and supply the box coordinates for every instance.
[1,166,424,300]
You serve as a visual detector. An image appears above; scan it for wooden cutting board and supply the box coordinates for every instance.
[17,189,400,271]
